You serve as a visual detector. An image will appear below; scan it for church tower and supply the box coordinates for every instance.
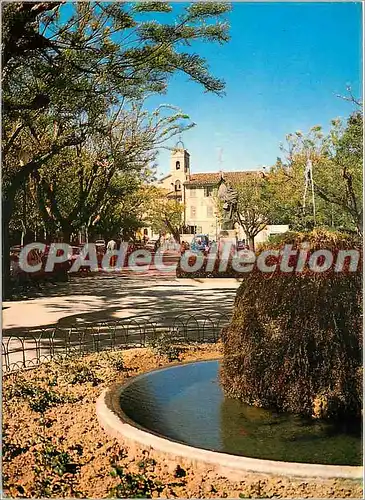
[168,140,190,202]
[170,141,190,182]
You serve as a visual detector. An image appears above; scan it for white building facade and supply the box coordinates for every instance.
[154,145,288,244]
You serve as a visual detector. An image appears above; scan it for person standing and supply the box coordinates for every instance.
[106,238,117,268]
[107,238,117,252]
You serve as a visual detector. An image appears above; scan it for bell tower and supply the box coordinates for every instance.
[170,140,190,184]
[167,139,190,208]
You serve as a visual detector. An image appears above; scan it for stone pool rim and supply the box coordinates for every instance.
[96,359,363,480]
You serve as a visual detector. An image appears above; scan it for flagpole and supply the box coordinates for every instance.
[311,169,316,226]
[303,153,316,227]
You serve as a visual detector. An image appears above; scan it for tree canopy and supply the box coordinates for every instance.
[227,106,362,249]
[142,186,185,242]
[2,1,231,295]
[274,110,363,234]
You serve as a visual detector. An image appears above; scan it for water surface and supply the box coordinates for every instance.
[119,360,361,465]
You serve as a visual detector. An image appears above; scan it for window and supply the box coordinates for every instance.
[176,161,180,170]
[207,206,213,218]
[190,188,196,198]
[175,180,181,191]
[190,206,196,218]
[204,186,214,197]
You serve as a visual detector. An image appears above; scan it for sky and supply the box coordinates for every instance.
[147,2,362,178]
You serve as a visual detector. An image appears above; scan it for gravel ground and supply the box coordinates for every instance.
[2,345,363,498]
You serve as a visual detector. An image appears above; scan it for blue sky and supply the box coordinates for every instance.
[147,2,362,177]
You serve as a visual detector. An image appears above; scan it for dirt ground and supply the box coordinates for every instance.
[2,345,363,498]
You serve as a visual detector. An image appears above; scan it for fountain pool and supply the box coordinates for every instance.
[97,360,362,479]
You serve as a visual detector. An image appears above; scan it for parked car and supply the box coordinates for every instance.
[10,244,71,282]
[190,234,209,253]
[145,238,159,251]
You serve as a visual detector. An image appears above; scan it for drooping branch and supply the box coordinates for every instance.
[4,133,86,199]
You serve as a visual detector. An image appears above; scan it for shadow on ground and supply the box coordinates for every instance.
[3,272,241,338]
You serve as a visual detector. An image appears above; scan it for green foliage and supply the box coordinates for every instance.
[274,111,363,234]
[238,481,267,499]
[150,331,183,362]
[8,380,73,412]
[35,444,74,477]
[133,3,173,14]
[14,106,193,242]
[91,174,146,241]
[221,230,362,420]
[109,465,164,498]
[2,2,231,294]
[33,437,82,497]
[3,0,231,179]
[110,356,125,373]
[108,454,188,497]
[232,173,274,249]
[69,365,102,386]
[143,185,185,241]
[137,458,157,469]
[53,356,106,386]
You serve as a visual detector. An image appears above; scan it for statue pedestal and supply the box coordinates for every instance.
[217,230,237,258]
[218,229,237,244]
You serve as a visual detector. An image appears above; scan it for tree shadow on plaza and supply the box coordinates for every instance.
[3,274,239,345]
[2,291,233,369]
[55,287,236,325]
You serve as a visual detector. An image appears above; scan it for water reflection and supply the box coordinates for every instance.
[119,360,361,465]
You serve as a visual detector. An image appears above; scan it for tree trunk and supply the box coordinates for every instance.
[2,199,14,299]
[61,228,72,244]
[355,212,363,236]
[164,219,181,243]
[248,234,255,251]
[172,229,181,244]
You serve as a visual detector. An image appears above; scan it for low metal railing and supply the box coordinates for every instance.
[2,312,230,373]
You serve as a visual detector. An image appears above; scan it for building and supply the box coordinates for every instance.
[152,144,288,244]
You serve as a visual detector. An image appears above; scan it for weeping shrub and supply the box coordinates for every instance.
[220,229,362,419]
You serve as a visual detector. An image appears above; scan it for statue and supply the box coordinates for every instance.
[217,178,239,230]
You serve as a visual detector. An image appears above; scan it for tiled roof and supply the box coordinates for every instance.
[185,170,262,186]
